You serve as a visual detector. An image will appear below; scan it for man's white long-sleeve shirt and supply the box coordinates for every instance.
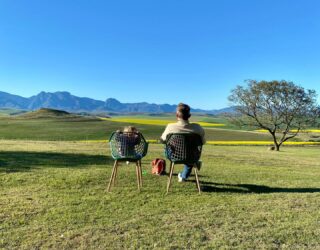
[160,119,206,144]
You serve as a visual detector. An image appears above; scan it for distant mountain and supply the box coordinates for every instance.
[211,106,236,114]
[0,90,232,114]
[27,91,105,111]
[0,91,29,108]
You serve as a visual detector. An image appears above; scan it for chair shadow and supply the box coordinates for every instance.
[165,172,205,178]
[0,151,114,173]
[198,181,320,194]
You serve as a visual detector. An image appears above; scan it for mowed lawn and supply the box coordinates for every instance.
[1,141,320,249]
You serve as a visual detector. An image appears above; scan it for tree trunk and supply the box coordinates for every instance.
[270,132,280,151]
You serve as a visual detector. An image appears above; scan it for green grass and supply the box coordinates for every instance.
[1,140,320,249]
[0,108,27,116]
[0,116,278,142]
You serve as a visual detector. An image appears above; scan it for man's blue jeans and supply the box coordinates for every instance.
[181,164,193,180]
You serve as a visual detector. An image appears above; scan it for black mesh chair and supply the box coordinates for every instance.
[107,131,148,192]
[165,133,203,194]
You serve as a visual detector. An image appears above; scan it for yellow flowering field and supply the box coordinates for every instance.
[80,139,320,146]
[206,141,320,145]
[99,117,225,127]
[256,129,320,133]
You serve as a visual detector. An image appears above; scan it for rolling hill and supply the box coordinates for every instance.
[19,108,75,119]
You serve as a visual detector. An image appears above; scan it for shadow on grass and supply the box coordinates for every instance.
[200,181,320,193]
[0,151,114,173]
[164,172,205,178]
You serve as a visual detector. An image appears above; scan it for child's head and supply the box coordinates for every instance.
[123,126,138,133]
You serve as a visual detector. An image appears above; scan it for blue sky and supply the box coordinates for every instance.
[0,0,320,110]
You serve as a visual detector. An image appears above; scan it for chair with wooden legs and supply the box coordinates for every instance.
[165,133,203,194]
[107,131,148,192]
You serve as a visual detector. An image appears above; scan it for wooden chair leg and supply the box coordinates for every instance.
[107,160,118,192]
[166,162,175,194]
[194,164,201,194]
[112,160,119,188]
[112,161,119,186]
[138,160,143,188]
[135,161,141,191]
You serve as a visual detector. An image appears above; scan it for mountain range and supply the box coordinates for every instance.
[0,91,233,114]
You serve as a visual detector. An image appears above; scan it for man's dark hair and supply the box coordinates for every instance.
[176,103,191,120]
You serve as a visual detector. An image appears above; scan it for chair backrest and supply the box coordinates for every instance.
[109,131,148,160]
[165,133,203,164]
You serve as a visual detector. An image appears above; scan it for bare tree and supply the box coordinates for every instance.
[228,80,320,151]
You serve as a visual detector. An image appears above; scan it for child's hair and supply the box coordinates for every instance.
[123,126,138,133]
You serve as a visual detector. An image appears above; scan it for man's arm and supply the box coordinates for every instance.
[160,124,171,143]
[199,126,206,144]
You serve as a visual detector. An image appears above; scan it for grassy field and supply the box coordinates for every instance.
[0,116,275,142]
[100,117,225,127]
[1,109,317,143]
[1,140,320,249]
[0,108,27,117]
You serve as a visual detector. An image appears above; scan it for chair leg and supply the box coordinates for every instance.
[166,162,175,194]
[194,164,201,194]
[107,160,118,192]
[135,161,141,191]
[113,161,119,186]
[138,160,143,188]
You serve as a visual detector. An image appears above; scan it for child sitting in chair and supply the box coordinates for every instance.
[116,126,141,158]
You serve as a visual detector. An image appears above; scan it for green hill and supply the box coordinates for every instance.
[19,108,75,119]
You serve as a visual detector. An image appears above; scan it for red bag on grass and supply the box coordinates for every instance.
[151,158,166,175]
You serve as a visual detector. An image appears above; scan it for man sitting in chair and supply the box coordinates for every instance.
[160,103,206,182]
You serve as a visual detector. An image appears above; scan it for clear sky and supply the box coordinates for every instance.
[0,0,320,110]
